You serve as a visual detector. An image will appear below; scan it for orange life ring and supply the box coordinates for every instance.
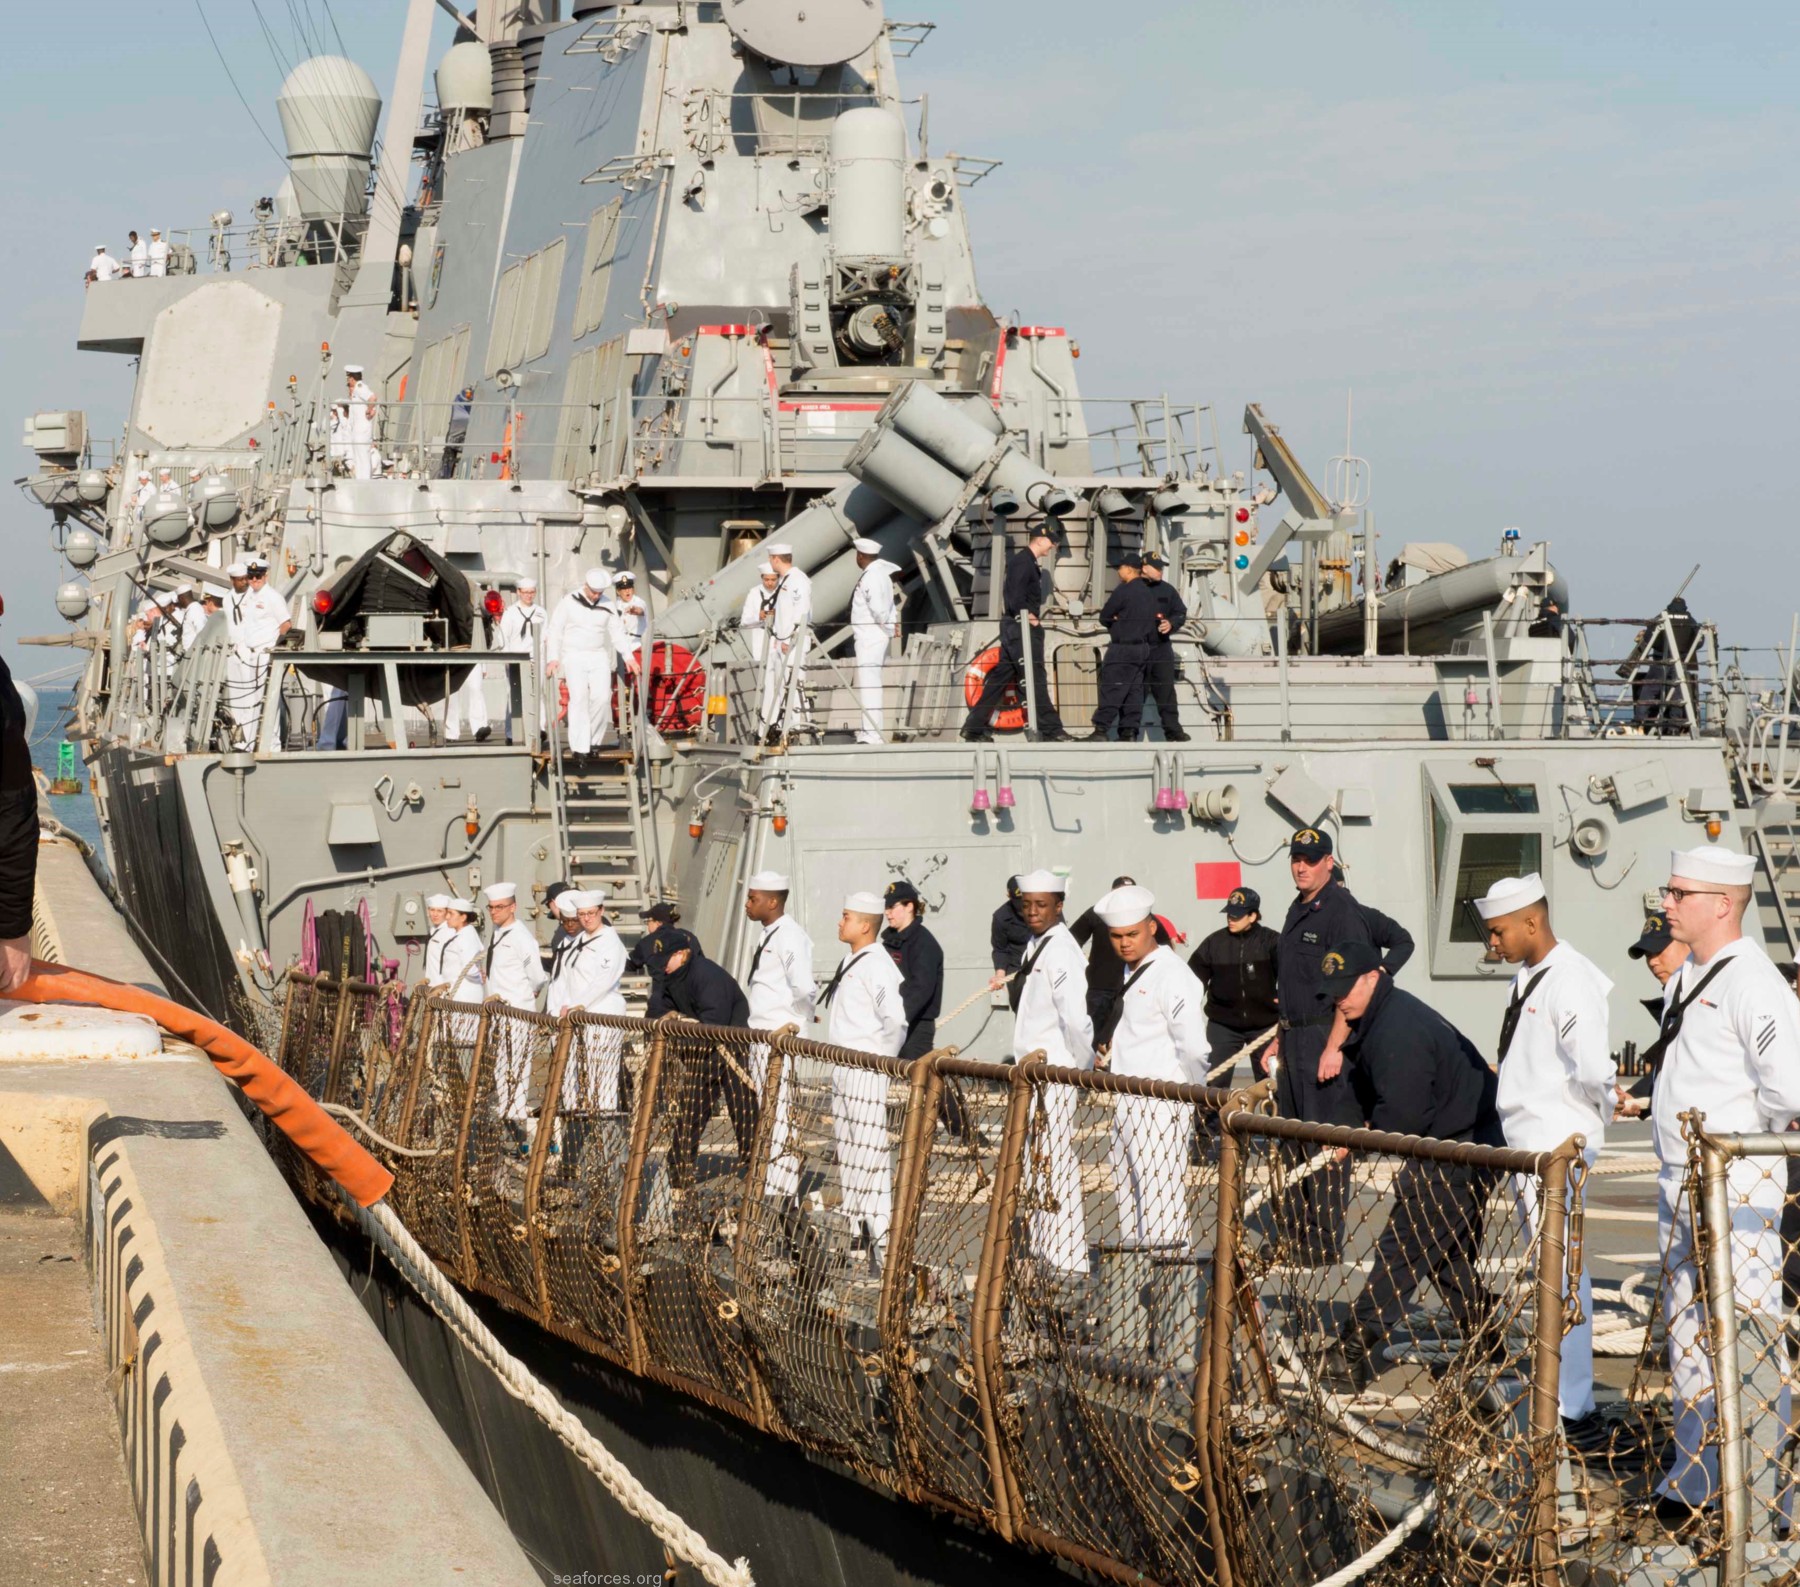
[963,643,1028,733]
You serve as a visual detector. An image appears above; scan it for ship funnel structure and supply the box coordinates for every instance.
[854,382,1080,520]
[275,55,381,220]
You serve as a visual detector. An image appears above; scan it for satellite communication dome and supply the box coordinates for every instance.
[722,0,886,67]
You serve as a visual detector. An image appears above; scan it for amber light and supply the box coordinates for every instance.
[688,820,705,839]
[1706,819,1723,839]
[772,814,789,835]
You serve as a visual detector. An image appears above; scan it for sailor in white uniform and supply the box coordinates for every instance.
[444,654,490,742]
[88,244,121,282]
[480,881,549,1124]
[824,890,906,1258]
[435,898,487,1001]
[481,883,546,1012]
[128,230,148,277]
[1647,846,1800,1521]
[545,569,636,768]
[549,891,629,1115]
[343,364,378,480]
[129,470,155,522]
[175,584,208,654]
[1476,872,1616,1447]
[225,558,291,749]
[497,578,547,743]
[146,228,169,277]
[420,894,453,984]
[743,869,816,1199]
[1011,869,1097,1274]
[760,543,812,739]
[1092,883,1210,1250]
[848,537,900,744]
[610,571,648,669]
[739,564,777,665]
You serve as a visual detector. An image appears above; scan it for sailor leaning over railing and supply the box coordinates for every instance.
[1641,846,1800,1528]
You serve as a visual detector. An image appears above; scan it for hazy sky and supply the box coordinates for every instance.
[3,1,1795,679]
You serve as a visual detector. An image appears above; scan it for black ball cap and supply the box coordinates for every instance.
[1141,552,1167,569]
[1627,911,1673,960]
[1223,887,1260,918]
[1319,940,1382,998]
[641,901,678,926]
[1119,552,1144,570]
[884,880,919,906]
[1289,827,1334,861]
[640,927,699,973]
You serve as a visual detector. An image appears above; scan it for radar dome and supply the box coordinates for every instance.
[276,55,381,160]
[276,55,381,219]
[435,42,494,114]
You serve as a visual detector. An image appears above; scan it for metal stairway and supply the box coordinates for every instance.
[556,756,650,915]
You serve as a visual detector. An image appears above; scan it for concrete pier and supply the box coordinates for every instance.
[0,838,539,1586]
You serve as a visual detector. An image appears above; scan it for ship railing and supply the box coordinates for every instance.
[644,89,925,163]
[156,215,365,276]
[379,392,1221,488]
[266,981,1773,1587]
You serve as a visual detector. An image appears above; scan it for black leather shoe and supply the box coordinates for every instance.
[1164,728,1191,741]
[474,725,492,742]
[1320,1331,1376,1395]
[1562,1410,1612,1457]
[960,728,994,742]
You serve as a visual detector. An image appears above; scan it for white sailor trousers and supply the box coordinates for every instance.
[1513,1160,1595,1420]
[227,645,268,747]
[1657,1163,1790,1506]
[831,1062,891,1245]
[560,993,628,1114]
[562,647,616,754]
[1109,1093,1192,1249]
[1030,1076,1089,1272]
[852,625,889,744]
[749,1037,799,1200]
[760,634,810,732]
[446,662,489,738]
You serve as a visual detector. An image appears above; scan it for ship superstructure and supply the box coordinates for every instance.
[17,0,1800,1062]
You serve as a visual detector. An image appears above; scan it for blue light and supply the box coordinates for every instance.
[1235,554,1249,569]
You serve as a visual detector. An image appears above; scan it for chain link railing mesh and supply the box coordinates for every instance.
[268,981,1800,1587]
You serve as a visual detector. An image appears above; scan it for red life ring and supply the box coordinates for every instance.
[962,643,1028,733]
[644,641,706,734]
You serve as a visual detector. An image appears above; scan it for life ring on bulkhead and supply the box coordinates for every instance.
[963,643,1027,733]
[609,642,706,734]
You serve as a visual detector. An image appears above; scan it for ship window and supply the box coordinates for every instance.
[573,199,623,339]
[1448,783,1540,815]
[1446,830,1543,943]
[553,337,625,479]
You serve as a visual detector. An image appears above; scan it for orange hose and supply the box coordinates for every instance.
[12,961,394,1208]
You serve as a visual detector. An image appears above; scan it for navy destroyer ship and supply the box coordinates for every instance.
[18,3,1800,1583]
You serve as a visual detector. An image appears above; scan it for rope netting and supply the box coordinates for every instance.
[268,976,1797,1587]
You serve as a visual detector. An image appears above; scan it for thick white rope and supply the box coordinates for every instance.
[1268,1330,1429,1469]
[1241,1146,1336,1221]
[349,1193,756,1587]
[1206,1025,1278,1084]
[1309,1484,1439,1587]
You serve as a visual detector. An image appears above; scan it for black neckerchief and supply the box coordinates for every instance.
[1010,930,1058,1013]
[1498,964,1555,1062]
[748,918,783,984]
[1659,956,1736,1048]
[1096,953,1157,1051]
[822,944,873,1007]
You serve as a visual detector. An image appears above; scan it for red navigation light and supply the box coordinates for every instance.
[1235,507,1251,523]
[311,589,333,617]
[483,589,504,618]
